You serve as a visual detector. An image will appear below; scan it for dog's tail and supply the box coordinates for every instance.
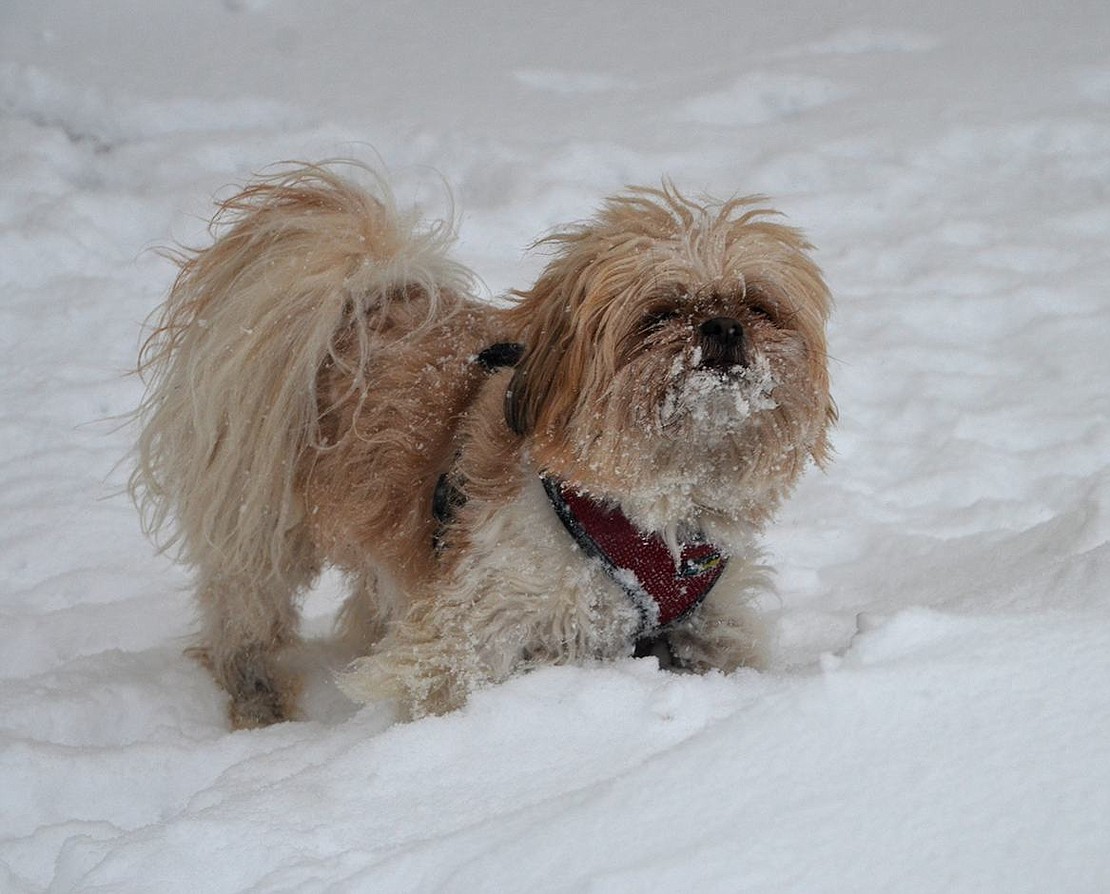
[131,162,474,582]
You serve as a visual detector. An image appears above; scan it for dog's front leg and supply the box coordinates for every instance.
[340,567,636,718]
[338,579,512,719]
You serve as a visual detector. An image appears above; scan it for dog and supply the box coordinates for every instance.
[132,163,834,727]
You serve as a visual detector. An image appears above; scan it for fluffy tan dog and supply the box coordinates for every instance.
[132,163,834,727]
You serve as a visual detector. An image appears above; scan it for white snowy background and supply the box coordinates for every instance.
[3,0,1110,891]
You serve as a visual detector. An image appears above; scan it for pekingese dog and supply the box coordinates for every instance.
[132,163,834,727]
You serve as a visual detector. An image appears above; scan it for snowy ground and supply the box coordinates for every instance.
[3,0,1110,891]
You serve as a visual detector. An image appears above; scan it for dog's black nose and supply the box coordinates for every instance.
[698,316,747,368]
[700,317,743,343]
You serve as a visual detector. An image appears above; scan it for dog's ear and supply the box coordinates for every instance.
[504,364,531,435]
[503,223,613,437]
[503,344,563,436]
[473,342,529,435]
[809,395,838,468]
[501,266,576,436]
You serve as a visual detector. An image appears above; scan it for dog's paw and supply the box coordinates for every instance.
[228,682,298,729]
[666,616,769,675]
[209,644,302,729]
[338,649,471,720]
[336,654,401,704]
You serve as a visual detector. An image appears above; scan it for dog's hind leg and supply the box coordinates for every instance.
[194,547,318,729]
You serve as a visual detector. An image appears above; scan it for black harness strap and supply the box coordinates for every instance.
[432,342,524,550]
[475,342,524,372]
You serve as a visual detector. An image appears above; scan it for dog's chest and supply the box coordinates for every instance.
[457,477,646,663]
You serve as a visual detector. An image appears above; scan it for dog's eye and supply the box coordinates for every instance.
[640,310,680,333]
[747,302,776,324]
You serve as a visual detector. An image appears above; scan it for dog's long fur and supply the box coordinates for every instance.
[133,163,833,726]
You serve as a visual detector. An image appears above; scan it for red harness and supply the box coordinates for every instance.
[543,477,728,637]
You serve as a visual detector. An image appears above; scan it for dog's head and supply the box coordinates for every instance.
[504,185,834,530]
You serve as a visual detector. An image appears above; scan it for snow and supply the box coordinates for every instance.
[2,0,1110,891]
